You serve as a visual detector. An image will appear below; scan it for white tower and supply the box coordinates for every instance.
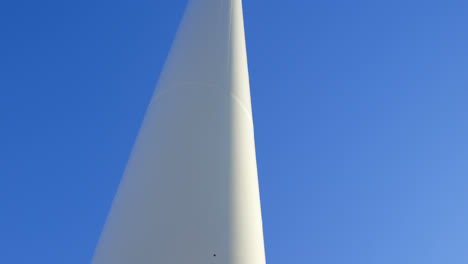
[92,0,266,263]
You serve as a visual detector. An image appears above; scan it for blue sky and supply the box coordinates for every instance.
[1,0,468,263]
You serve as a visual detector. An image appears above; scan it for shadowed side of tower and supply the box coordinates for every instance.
[92,0,265,263]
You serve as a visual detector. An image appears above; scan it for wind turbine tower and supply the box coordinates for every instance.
[92,0,266,263]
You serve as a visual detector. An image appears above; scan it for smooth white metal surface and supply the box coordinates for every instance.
[92,0,265,263]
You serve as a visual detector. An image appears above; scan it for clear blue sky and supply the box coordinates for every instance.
[1,0,468,263]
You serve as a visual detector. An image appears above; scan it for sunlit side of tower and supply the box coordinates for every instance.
[92,0,265,263]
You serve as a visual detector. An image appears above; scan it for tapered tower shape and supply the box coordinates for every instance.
[92,0,265,263]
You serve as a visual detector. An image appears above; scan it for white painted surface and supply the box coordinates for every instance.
[92,0,265,263]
